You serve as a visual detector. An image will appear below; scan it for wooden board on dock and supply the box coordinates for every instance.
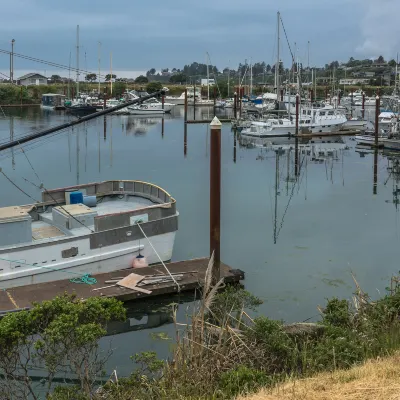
[0,258,244,315]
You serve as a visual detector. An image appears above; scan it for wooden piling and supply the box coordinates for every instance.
[362,92,365,120]
[373,148,378,195]
[233,128,237,163]
[193,82,196,120]
[295,94,300,176]
[210,116,222,284]
[280,89,284,102]
[239,88,242,118]
[375,95,380,148]
[213,86,217,115]
[184,88,188,124]
[233,92,237,119]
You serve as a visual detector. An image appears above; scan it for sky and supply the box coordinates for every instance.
[0,0,400,79]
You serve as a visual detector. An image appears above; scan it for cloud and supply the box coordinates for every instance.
[356,0,400,58]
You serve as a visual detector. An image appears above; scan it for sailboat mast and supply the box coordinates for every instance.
[206,52,210,100]
[250,60,253,97]
[68,51,71,99]
[76,25,79,98]
[110,52,113,96]
[98,41,101,95]
[227,63,230,98]
[275,12,281,96]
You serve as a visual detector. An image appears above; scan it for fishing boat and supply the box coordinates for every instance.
[0,180,178,289]
[65,99,98,116]
[41,94,66,110]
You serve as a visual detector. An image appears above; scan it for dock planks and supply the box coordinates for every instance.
[0,258,244,315]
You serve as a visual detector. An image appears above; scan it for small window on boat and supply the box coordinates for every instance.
[319,111,326,116]
[302,110,306,114]
[328,111,334,115]
[307,110,311,115]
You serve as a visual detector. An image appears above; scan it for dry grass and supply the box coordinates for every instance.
[238,352,400,400]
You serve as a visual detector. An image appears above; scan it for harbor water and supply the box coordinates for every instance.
[0,105,399,376]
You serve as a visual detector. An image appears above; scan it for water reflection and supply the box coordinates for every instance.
[3,105,400,377]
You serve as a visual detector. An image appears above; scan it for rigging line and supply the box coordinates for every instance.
[0,169,39,203]
[279,16,295,65]
[16,136,94,233]
[0,49,110,80]
[136,222,181,292]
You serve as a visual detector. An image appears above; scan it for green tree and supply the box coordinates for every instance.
[135,75,149,83]
[146,68,156,76]
[105,73,116,82]
[0,294,125,399]
[169,73,187,84]
[388,59,397,67]
[146,81,163,93]
[50,74,62,83]
[85,73,97,82]
[376,55,385,63]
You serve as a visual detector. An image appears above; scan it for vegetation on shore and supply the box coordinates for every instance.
[1,262,400,399]
[238,351,400,400]
[0,81,395,106]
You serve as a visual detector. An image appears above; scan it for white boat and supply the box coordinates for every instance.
[0,180,178,289]
[127,104,165,115]
[355,134,385,146]
[125,91,175,113]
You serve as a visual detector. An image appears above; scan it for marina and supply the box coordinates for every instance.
[2,4,400,396]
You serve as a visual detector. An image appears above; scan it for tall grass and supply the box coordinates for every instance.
[53,264,400,400]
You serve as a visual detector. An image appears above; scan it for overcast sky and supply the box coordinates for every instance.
[1,0,399,78]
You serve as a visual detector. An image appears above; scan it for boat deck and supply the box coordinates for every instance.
[0,258,245,315]
[34,197,156,239]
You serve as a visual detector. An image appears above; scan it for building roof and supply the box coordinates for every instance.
[18,72,47,80]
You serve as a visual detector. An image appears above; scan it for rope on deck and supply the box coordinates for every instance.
[136,222,181,292]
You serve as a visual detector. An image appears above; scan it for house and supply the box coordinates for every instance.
[18,73,48,86]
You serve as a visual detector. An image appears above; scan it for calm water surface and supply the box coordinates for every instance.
[0,105,399,376]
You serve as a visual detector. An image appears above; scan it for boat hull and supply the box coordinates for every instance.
[0,231,176,289]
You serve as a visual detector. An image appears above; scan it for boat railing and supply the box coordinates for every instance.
[42,180,176,208]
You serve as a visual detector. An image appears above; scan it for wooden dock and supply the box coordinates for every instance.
[0,258,244,315]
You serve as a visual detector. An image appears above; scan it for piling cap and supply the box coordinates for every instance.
[210,116,222,128]
[376,95,380,99]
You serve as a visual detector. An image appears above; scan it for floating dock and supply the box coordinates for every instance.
[0,258,244,315]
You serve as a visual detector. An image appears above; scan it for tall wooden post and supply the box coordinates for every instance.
[193,82,196,120]
[239,88,242,118]
[233,128,237,163]
[280,89,284,102]
[213,86,217,114]
[233,92,237,119]
[375,95,380,147]
[373,148,378,195]
[295,94,299,177]
[184,88,188,124]
[362,92,365,120]
[325,86,328,102]
[310,89,313,103]
[210,116,222,284]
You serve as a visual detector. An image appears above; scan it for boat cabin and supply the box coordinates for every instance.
[41,94,66,109]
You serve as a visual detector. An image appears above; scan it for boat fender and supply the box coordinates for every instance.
[143,105,148,109]
[132,254,148,268]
